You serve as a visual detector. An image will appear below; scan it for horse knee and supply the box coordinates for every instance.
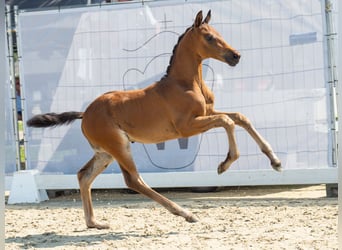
[77,152,112,187]
[77,160,93,182]
[125,177,143,193]
[223,116,235,132]
[77,169,84,182]
[77,166,92,188]
[123,175,134,189]
[233,113,251,127]
[120,169,139,190]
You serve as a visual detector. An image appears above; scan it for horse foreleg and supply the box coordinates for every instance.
[216,121,240,174]
[224,112,282,171]
[177,115,240,174]
[77,152,114,229]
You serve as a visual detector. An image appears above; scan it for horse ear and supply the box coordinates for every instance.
[194,10,203,27]
[203,10,211,24]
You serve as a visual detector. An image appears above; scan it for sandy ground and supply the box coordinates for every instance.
[5,185,337,250]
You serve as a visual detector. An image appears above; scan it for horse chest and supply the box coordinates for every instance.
[199,87,215,115]
[183,93,211,117]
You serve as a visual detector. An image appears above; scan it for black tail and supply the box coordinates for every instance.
[26,111,83,128]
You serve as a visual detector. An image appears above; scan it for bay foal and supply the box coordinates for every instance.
[27,10,282,229]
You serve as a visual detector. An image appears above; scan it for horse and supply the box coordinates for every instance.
[27,10,282,229]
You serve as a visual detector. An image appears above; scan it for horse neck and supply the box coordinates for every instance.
[166,37,204,84]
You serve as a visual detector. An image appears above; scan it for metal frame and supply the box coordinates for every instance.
[5,5,21,170]
[324,0,338,167]
[0,0,6,248]
[337,0,342,246]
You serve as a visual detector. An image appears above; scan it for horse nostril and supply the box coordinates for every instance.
[233,52,241,60]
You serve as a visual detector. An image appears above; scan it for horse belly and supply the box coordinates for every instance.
[123,118,180,144]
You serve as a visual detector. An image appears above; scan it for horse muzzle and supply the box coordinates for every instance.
[224,51,241,66]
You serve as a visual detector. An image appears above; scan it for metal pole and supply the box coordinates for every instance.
[0,1,7,249]
[14,5,28,170]
[324,0,338,167]
[6,5,21,170]
[337,0,342,248]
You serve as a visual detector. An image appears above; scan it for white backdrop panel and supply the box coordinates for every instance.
[19,0,332,175]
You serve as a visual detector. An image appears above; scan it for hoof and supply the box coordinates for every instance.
[271,160,282,172]
[185,214,199,223]
[217,162,228,175]
[87,222,110,230]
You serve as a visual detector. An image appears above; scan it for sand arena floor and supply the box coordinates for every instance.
[5,185,337,249]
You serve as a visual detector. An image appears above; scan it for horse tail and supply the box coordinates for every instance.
[26,111,83,128]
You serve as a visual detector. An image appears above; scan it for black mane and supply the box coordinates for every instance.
[162,26,193,79]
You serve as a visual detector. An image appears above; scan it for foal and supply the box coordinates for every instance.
[27,10,281,229]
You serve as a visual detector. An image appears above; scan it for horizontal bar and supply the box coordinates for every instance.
[24,168,338,190]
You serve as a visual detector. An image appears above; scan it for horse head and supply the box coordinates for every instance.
[191,10,241,67]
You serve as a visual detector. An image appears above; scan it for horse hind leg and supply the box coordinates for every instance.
[120,165,198,222]
[103,132,198,223]
[77,151,114,229]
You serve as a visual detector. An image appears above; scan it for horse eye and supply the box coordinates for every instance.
[205,34,214,42]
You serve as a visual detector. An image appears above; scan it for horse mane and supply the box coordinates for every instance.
[162,25,193,79]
